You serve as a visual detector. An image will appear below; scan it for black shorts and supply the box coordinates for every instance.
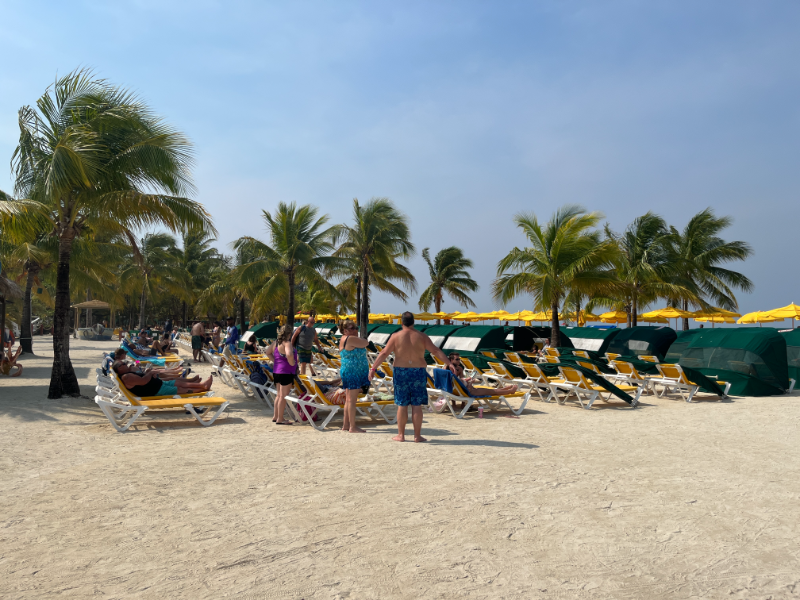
[273,373,295,386]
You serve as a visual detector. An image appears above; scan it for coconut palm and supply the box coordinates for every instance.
[493,205,619,347]
[232,202,341,327]
[2,69,214,397]
[177,230,226,326]
[334,198,416,337]
[667,208,753,330]
[118,233,190,329]
[605,212,694,326]
[418,247,479,323]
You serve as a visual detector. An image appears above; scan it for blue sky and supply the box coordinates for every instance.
[1,1,799,321]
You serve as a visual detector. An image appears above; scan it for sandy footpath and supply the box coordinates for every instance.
[1,337,799,599]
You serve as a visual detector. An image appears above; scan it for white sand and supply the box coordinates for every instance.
[1,337,799,599]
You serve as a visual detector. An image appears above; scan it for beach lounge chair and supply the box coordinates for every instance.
[548,366,642,410]
[649,363,731,401]
[605,352,621,362]
[608,361,654,393]
[94,373,230,432]
[504,352,524,365]
[576,360,603,374]
[458,357,487,383]
[572,350,590,359]
[544,348,560,357]
[288,375,397,431]
[479,351,497,359]
[511,362,558,402]
[542,356,560,364]
[427,370,531,419]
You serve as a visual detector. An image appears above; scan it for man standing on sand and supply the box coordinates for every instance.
[190,321,205,362]
[292,315,322,376]
[369,311,456,443]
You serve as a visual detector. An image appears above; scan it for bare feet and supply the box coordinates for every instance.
[202,376,213,390]
[392,434,405,442]
[414,436,428,443]
[348,427,366,434]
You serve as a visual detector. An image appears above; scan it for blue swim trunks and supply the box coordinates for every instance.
[393,367,429,406]
[159,381,179,396]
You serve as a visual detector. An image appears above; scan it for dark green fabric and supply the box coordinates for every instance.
[561,327,620,354]
[604,326,677,360]
[442,326,508,352]
[246,321,279,342]
[780,329,800,384]
[663,328,788,396]
[537,362,635,404]
[314,323,338,336]
[424,325,465,348]
[457,351,634,404]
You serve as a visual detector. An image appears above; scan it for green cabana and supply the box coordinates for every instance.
[442,325,508,353]
[424,325,465,349]
[780,329,800,387]
[562,327,620,353]
[368,324,401,345]
[334,323,382,338]
[666,327,789,396]
[314,322,338,337]
[604,326,677,359]
[240,321,279,348]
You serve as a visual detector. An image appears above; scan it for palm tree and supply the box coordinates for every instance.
[418,247,479,323]
[2,69,214,397]
[493,205,618,347]
[178,230,226,326]
[605,212,693,326]
[118,233,190,329]
[668,208,753,330]
[232,202,341,327]
[334,198,416,338]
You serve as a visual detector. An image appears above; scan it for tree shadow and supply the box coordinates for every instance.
[428,438,538,449]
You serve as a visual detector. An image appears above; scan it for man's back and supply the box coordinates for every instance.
[191,322,203,336]
[391,327,429,368]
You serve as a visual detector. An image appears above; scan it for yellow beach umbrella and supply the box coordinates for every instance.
[599,310,628,324]
[641,307,694,319]
[638,314,669,324]
[414,312,439,321]
[453,311,480,321]
[764,303,800,328]
[737,311,784,326]
[692,307,741,328]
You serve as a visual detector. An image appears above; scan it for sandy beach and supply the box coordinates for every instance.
[1,337,799,599]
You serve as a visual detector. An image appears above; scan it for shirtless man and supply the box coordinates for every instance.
[113,361,213,396]
[190,321,205,361]
[369,311,455,443]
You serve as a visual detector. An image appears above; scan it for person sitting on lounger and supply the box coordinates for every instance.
[151,337,179,356]
[243,337,259,354]
[113,361,213,396]
[0,345,23,377]
[453,363,518,396]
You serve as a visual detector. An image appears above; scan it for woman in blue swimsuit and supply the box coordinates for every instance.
[338,320,371,433]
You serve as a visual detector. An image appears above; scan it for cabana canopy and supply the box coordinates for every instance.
[368,324,402,345]
[604,326,677,359]
[244,321,279,342]
[442,325,508,353]
[314,322,338,336]
[665,328,789,396]
[561,326,619,352]
[780,329,800,384]
[423,325,464,348]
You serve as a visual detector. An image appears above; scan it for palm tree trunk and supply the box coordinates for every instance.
[138,284,147,330]
[48,232,81,399]
[20,266,39,354]
[355,275,361,327]
[551,301,561,348]
[182,300,187,327]
[360,265,370,338]
[685,300,690,330]
[576,296,582,328]
[286,270,295,330]
[239,297,246,334]
[435,293,442,325]
[632,296,638,327]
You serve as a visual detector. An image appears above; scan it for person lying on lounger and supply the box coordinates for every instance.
[111,350,195,381]
[0,346,23,377]
[112,361,213,397]
[150,337,179,356]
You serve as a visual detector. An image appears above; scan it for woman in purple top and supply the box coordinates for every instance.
[265,326,297,425]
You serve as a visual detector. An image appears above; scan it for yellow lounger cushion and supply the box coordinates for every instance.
[138,397,228,409]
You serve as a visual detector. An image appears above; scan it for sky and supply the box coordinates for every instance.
[1,0,799,322]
